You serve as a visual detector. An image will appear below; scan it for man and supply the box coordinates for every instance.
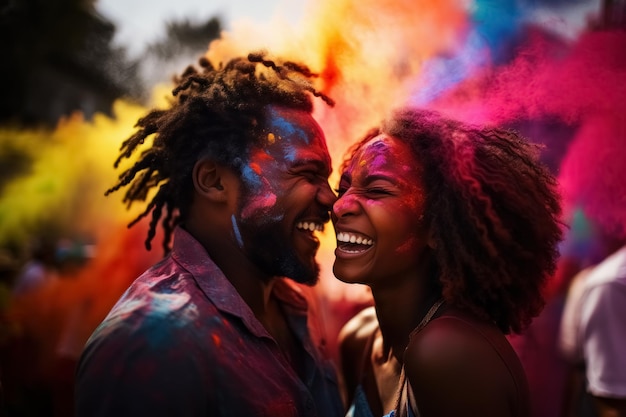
[75,53,344,417]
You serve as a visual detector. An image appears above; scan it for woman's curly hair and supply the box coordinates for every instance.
[106,52,333,254]
[342,108,563,334]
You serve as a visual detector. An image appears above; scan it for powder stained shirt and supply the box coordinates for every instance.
[75,227,343,417]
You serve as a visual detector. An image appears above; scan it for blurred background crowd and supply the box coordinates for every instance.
[0,0,624,416]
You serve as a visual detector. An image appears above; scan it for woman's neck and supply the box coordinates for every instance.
[371,277,440,363]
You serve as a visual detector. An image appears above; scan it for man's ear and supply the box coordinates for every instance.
[192,158,228,203]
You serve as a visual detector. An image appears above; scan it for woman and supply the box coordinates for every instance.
[333,108,562,417]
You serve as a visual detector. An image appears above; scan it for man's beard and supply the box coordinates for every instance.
[239,218,319,286]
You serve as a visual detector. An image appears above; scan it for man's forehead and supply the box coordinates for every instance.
[251,137,331,171]
[259,105,329,157]
[264,106,324,140]
[295,150,332,173]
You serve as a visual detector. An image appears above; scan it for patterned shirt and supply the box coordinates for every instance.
[75,227,343,417]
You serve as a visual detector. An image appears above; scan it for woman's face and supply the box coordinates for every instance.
[332,134,431,287]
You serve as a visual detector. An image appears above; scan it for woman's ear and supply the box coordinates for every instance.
[192,158,228,203]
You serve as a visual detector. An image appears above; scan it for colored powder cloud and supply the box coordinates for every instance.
[1,0,621,368]
[559,113,626,241]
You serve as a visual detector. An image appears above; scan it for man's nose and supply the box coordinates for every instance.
[318,182,338,208]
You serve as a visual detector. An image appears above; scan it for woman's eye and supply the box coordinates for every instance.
[334,187,389,198]
[367,188,390,195]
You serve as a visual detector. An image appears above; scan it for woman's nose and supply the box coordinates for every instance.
[333,191,360,218]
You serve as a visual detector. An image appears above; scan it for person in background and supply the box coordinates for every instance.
[559,221,626,417]
[75,52,344,417]
[557,113,626,417]
[333,108,562,417]
[11,237,58,297]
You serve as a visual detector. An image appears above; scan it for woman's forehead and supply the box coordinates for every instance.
[349,134,416,170]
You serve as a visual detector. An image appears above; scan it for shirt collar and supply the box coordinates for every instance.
[170,226,309,334]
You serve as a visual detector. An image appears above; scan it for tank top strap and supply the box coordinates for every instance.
[408,298,446,339]
[394,298,446,417]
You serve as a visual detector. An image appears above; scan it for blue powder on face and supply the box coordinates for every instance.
[267,214,284,222]
[281,143,298,163]
[231,215,244,248]
[267,108,310,145]
[240,164,262,189]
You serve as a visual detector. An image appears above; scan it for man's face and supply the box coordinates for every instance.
[233,105,336,285]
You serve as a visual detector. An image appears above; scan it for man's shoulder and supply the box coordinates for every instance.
[85,265,221,351]
[78,285,226,383]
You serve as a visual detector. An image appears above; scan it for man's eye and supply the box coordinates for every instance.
[334,187,347,197]
[299,171,321,181]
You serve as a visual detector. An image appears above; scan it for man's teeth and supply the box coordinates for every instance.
[297,221,323,232]
[336,232,373,246]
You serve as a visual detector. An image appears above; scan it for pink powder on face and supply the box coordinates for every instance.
[333,193,356,214]
[241,191,278,220]
[249,162,262,175]
[396,236,420,255]
[241,149,280,220]
[351,135,426,214]
[247,150,276,176]
[366,138,394,168]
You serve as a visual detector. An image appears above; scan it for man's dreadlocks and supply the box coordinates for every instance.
[106,52,334,254]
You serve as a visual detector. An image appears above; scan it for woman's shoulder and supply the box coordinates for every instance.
[403,310,528,416]
[406,312,499,361]
[406,309,521,372]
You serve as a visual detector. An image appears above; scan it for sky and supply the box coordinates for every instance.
[96,0,601,58]
[96,0,305,57]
